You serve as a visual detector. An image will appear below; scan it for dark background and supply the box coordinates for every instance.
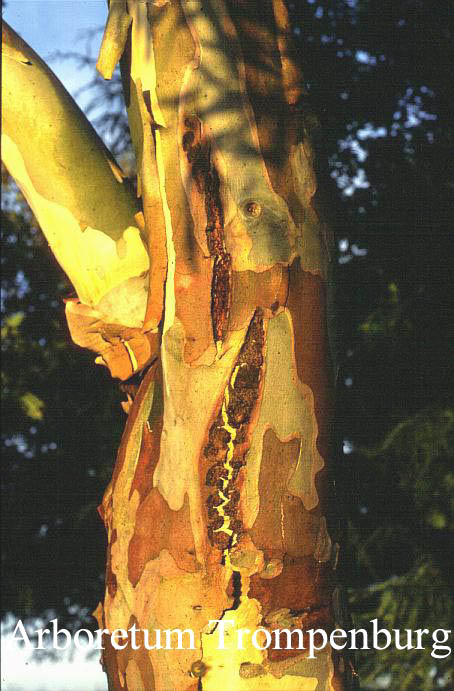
[2,1,453,688]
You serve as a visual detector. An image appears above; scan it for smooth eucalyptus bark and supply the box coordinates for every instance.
[2,2,354,689]
[1,21,157,381]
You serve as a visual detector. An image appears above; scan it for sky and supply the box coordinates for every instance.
[3,6,110,689]
[4,1,107,106]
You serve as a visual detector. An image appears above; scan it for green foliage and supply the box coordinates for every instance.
[346,408,453,687]
[287,1,453,686]
[351,562,453,689]
[20,392,45,421]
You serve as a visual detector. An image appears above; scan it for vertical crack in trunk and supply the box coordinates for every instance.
[204,308,265,562]
[204,160,232,351]
[211,254,232,351]
[182,117,232,350]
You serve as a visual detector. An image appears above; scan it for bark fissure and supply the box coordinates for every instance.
[204,309,265,555]
[182,116,232,348]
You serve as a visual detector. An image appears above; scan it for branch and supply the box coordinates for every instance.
[1,21,149,327]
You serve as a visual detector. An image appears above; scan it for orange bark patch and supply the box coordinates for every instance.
[250,428,321,557]
[174,246,214,364]
[250,430,299,551]
[271,0,305,105]
[286,260,333,464]
[106,529,118,599]
[251,557,334,662]
[128,492,197,586]
[266,623,331,663]
[128,414,163,502]
[250,557,333,618]
[229,266,286,330]
[282,493,322,558]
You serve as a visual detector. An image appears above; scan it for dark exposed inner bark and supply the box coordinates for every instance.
[203,309,265,552]
[182,117,232,345]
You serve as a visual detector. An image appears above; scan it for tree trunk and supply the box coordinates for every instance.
[2,2,354,689]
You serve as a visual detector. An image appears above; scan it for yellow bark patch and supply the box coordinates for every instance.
[2,24,149,323]
[96,0,132,80]
[131,550,228,691]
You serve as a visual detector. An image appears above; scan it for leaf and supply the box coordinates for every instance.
[20,392,45,420]
[1,310,25,338]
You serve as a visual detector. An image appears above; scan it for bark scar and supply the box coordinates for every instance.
[183,118,232,349]
[204,309,265,560]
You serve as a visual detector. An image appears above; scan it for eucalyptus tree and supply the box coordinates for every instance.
[2,2,353,688]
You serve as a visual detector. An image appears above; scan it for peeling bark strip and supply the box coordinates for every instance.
[204,309,264,552]
[120,1,170,333]
[96,0,132,80]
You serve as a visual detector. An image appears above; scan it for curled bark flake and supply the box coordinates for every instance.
[129,79,168,332]
[96,0,132,80]
[65,301,159,380]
